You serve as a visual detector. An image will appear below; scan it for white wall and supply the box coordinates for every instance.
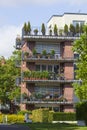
[47,13,87,31]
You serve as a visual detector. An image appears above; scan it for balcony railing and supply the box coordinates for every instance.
[23,35,79,41]
[21,71,76,83]
[22,99,73,104]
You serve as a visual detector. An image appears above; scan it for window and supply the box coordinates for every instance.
[36,65,40,71]
[48,65,52,72]
[54,65,59,74]
[73,20,85,27]
[74,63,77,79]
[74,53,79,59]
[42,65,46,71]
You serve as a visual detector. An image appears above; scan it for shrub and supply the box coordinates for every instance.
[53,112,76,121]
[48,111,54,123]
[32,109,76,123]
[32,109,49,123]
[76,101,87,125]
[0,114,24,123]
[17,110,32,115]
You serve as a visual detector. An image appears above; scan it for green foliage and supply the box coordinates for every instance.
[75,23,80,34]
[64,24,68,35]
[41,23,46,35]
[28,123,87,130]
[32,109,76,123]
[50,49,55,56]
[23,21,31,35]
[17,110,32,115]
[34,29,38,35]
[73,25,87,101]
[32,48,37,55]
[42,49,47,56]
[54,24,58,36]
[69,24,75,36]
[27,21,31,34]
[48,111,54,122]
[76,102,87,125]
[0,114,24,123]
[0,50,21,104]
[53,112,76,121]
[32,109,49,122]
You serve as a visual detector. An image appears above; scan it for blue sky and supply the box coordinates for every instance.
[0,0,87,58]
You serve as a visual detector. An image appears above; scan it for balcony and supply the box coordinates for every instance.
[22,100,73,105]
[21,93,73,105]
[16,35,21,49]
[21,71,76,83]
[22,34,79,42]
[22,97,73,105]
[22,52,75,63]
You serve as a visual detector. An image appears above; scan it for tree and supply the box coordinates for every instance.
[23,21,31,35]
[69,24,75,36]
[54,24,58,36]
[75,23,80,34]
[23,22,27,35]
[27,21,31,35]
[73,25,87,101]
[64,24,68,36]
[0,50,21,112]
[41,23,46,35]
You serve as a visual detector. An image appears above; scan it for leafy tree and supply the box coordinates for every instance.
[0,50,21,110]
[54,24,58,36]
[73,25,87,101]
[41,23,46,35]
[64,24,68,36]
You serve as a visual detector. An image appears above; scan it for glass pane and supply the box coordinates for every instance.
[42,65,46,71]
[36,65,40,71]
[48,65,52,72]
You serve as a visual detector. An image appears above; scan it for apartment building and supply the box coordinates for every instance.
[16,13,87,112]
[47,13,87,34]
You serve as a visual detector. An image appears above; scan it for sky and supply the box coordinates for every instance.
[0,0,87,58]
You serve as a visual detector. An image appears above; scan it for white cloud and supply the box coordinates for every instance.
[0,0,86,7]
[0,25,22,58]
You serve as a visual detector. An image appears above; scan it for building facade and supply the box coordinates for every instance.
[47,13,87,32]
[16,13,87,112]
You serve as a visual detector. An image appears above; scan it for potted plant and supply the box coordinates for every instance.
[49,29,52,36]
[32,48,37,58]
[64,24,68,36]
[27,21,31,35]
[24,70,31,80]
[42,49,47,58]
[24,52,29,58]
[50,49,55,58]
[69,24,75,36]
[41,23,46,35]
[23,22,27,35]
[54,24,58,36]
[59,29,63,36]
[34,29,38,35]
